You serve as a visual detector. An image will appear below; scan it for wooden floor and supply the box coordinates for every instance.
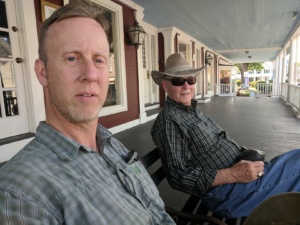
[113,96,300,214]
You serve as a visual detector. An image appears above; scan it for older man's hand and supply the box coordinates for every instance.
[212,160,264,186]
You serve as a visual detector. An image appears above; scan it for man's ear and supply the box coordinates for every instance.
[34,59,48,87]
[161,79,168,92]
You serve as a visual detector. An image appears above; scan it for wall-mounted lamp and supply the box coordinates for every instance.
[127,17,146,49]
[248,55,252,59]
[292,11,298,19]
[245,51,249,54]
[205,54,213,65]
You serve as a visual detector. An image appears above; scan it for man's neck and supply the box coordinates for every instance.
[46,117,99,151]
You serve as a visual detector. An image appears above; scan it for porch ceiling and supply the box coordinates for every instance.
[131,0,300,63]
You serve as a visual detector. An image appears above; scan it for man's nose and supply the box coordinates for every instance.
[80,60,98,82]
[182,80,190,88]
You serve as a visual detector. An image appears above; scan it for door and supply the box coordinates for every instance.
[0,0,29,138]
[143,34,158,106]
[218,66,234,96]
[142,39,150,104]
[219,69,232,95]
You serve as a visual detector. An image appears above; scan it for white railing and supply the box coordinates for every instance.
[215,84,235,96]
[281,83,289,100]
[287,85,300,117]
[256,83,281,97]
[214,82,300,118]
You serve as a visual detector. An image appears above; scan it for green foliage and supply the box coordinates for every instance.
[236,80,242,86]
[248,63,264,72]
[234,62,264,73]
[249,81,256,87]
[234,64,241,73]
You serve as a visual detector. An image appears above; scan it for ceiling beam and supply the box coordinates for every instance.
[214,47,282,53]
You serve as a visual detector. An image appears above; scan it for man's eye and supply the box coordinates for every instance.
[67,57,76,61]
[95,58,104,64]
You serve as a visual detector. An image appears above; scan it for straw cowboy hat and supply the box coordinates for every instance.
[151,53,207,86]
[243,192,300,225]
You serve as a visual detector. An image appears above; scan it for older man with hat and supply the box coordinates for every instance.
[151,53,300,218]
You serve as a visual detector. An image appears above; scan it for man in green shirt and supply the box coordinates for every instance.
[0,2,175,225]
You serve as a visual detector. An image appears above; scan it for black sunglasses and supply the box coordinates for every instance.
[164,77,197,86]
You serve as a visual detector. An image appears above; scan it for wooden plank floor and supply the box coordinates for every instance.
[113,96,300,217]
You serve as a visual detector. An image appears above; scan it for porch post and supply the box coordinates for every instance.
[287,39,297,105]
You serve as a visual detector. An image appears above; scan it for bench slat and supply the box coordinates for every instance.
[139,147,160,169]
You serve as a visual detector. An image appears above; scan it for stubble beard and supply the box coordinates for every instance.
[48,84,102,125]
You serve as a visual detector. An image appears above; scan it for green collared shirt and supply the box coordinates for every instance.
[0,122,175,225]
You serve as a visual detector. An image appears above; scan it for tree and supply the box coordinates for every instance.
[235,62,264,88]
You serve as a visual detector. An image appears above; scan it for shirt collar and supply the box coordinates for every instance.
[35,122,112,161]
[166,97,197,110]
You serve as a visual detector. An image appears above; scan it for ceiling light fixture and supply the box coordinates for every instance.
[245,51,249,54]
[248,56,252,59]
[205,54,213,65]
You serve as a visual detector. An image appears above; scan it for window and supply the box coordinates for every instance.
[178,42,189,59]
[64,0,128,115]
[91,0,128,117]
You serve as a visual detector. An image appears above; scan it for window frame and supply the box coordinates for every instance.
[65,0,128,117]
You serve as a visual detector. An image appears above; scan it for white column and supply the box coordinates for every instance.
[161,29,176,58]
[286,39,297,104]
[288,39,296,85]
[281,49,287,83]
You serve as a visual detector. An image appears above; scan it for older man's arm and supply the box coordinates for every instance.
[212,160,265,186]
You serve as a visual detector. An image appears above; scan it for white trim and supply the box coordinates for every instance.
[0,138,33,163]
[117,0,144,19]
[108,119,140,134]
[109,114,158,135]
[90,0,128,117]
[138,21,158,124]
[145,103,160,111]
[19,0,45,129]
[146,113,158,122]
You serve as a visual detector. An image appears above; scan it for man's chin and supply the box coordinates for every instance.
[63,109,100,125]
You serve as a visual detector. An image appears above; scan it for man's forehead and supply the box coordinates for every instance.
[164,75,193,79]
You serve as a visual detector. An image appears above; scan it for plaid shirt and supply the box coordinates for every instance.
[151,97,242,197]
[0,122,175,225]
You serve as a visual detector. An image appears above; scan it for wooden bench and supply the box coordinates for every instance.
[140,147,246,225]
